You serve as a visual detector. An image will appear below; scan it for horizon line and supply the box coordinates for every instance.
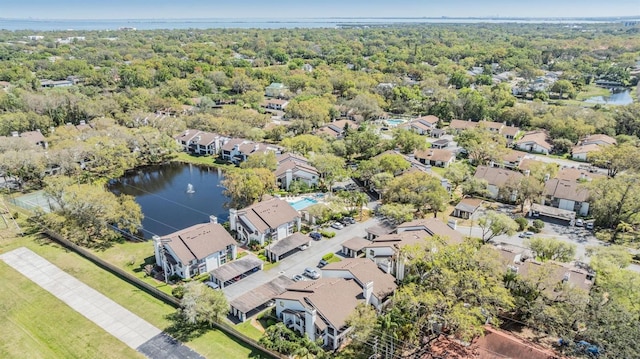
[2,15,640,21]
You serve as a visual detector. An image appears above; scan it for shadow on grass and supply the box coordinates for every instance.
[164,312,210,342]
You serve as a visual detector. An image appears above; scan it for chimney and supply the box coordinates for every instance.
[209,215,218,224]
[363,281,374,304]
[152,235,162,266]
[447,219,457,230]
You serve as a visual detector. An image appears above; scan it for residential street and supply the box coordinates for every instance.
[455,224,640,273]
[222,216,378,301]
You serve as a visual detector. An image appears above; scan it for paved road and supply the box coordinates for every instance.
[455,224,640,273]
[523,154,607,175]
[222,217,378,300]
[0,247,204,359]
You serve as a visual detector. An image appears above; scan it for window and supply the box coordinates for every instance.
[279,301,284,307]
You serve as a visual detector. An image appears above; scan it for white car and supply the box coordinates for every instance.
[519,231,534,238]
[575,219,584,227]
[292,274,305,282]
[331,222,344,230]
[299,244,309,251]
[304,267,320,279]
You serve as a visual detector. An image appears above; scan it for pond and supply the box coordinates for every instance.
[584,88,634,105]
[108,162,230,238]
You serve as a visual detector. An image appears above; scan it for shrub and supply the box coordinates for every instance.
[267,319,276,327]
[257,254,267,261]
[172,284,185,299]
[514,216,529,231]
[194,273,210,282]
[532,219,544,230]
[248,240,261,251]
[237,251,248,259]
[320,230,336,238]
[322,253,335,261]
[528,225,541,233]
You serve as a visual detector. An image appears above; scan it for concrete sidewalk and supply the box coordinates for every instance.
[0,247,204,359]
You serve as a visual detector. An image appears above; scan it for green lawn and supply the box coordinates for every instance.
[575,84,611,101]
[0,230,265,359]
[90,240,175,295]
[235,320,265,341]
[0,261,143,359]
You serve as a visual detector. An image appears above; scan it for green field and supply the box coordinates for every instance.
[0,226,264,359]
[0,261,143,359]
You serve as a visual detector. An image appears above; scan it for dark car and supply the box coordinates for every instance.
[341,216,356,224]
[317,259,328,268]
[309,231,322,241]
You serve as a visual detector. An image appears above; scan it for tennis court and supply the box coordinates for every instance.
[10,190,55,213]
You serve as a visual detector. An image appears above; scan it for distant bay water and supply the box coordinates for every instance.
[1,17,636,31]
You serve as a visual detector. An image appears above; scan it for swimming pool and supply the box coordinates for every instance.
[385,119,405,127]
[289,198,319,211]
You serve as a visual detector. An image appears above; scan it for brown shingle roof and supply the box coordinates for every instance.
[544,178,590,203]
[342,236,372,251]
[571,143,601,155]
[516,131,553,151]
[221,138,247,151]
[277,278,365,330]
[502,126,521,137]
[274,155,319,178]
[474,165,524,187]
[19,130,46,145]
[160,222,235,264]
[581,134,616,146]
[322,258,397,299]
[238,197,300,233]
[414,149,455,163]
[449,119,477,131]
[396,218,465,244]
[455,198,483,213]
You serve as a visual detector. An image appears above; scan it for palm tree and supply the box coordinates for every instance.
[352,191,369,221]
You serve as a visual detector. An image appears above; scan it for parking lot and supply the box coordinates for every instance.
[221,216,378,301]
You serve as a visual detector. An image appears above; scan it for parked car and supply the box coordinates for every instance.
[331,222,344,230]
[299,244,309,251]
[309,231,322,241]
[341,216,356,225]
[304,267,320,279]
[575,219,584,227]
[205,281,219,290]
[585,222,594,230]
[317,259,328,268]
[519,231,534,238]
[292,274,305,282]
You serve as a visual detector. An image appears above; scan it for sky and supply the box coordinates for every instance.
[3,0,639,19]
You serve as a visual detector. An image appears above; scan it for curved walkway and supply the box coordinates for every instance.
[0,247,204,359]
